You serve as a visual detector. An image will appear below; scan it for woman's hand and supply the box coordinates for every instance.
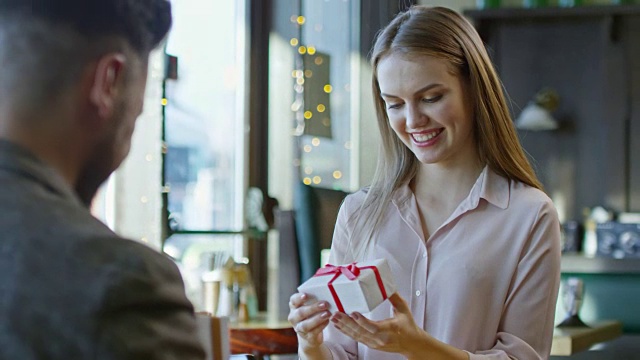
[331,293,468,360]
[288,292,332,353]
[330,293,426,356]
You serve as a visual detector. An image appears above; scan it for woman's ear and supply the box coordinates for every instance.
[88,53,127,119]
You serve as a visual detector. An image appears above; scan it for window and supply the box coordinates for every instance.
[296,0,360,192]
[269,0,362,212]
[162,0,249,310]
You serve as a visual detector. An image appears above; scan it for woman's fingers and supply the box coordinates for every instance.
[288,292,331,342]
[331,312,382,347]
[295,310,331,334]
[388,293,411,315]
[349,312,379,333]
[331,312,379,335]
[288,299,329,324]
[330,294,421,353]
[288,292,308,309]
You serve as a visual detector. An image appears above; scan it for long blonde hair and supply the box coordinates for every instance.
[347,6,542,260]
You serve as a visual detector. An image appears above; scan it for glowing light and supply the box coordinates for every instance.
[296,77,305,85]
[333,171,343,179]
[303,177,312,185]
[161,98,168,106]
[323,84,333,93]
[140,196,149,204]
[313,176,322,184]
[298,46,307,54]
[344,141,352,150]
[297,16,306,25]
[145,154,153,161]
[317,104,326,113]
[312,137,320,146]
[290,102,301,112]
[290,38,299,46]
[315,57,323,65]
[307,46,316,55]
[294,70,303,78]
[304,166,313,175]
[304,111,313,119]
[141,237,148,243]
[304,70,313,78]
[303,145,312,152]
[290,15,297,23]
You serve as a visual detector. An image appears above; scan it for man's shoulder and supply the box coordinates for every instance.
[73,232,180,281]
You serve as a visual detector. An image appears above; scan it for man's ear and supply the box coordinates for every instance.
[89,53,127,119]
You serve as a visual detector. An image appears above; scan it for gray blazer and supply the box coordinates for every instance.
[0,140,205,360]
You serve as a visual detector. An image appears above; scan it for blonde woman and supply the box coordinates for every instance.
[289,6,561,360]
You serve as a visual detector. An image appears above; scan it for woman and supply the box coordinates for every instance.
[288,6,561,360]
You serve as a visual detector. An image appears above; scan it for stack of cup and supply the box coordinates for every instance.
[201,251,230,315]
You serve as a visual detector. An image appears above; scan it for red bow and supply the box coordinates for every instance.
[313,262,388,313]
[314,263,361,280]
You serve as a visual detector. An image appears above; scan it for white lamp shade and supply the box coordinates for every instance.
[515,102,559,131]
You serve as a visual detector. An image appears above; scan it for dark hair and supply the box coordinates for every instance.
[0,0,172,54]
[0,0,172,115]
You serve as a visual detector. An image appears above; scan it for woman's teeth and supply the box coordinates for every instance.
[412,130,440,142]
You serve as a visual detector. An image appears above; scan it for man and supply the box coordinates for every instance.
[0,1,205,359]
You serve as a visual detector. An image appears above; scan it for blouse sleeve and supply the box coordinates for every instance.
[321,194,359,360]
[468,199,562,360]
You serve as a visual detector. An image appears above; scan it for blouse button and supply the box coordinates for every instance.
[415,290,422,297]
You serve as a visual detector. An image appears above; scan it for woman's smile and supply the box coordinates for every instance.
[411,128,444,146]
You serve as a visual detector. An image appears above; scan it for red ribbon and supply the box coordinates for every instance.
[313,262,388,313]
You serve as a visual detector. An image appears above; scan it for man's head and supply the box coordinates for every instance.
[0,0,172,204]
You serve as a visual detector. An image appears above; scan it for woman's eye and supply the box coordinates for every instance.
[423,95,443,103]
[387,103,403,110]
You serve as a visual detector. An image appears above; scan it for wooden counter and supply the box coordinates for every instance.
[230,316,297,359]
[551,320,623,356]
[228,315,623,358]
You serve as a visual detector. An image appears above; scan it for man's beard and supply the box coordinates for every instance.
[74,151,114,208]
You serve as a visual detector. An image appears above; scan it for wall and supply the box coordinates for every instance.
[468,6,640,333]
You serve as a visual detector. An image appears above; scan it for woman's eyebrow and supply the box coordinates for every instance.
[380,83,442,98]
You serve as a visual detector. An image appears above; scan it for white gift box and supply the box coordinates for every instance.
[297,258,396,314]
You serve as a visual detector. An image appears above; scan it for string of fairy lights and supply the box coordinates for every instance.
[289,13,349,189]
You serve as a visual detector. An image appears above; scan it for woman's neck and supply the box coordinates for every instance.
[411,158,485,209]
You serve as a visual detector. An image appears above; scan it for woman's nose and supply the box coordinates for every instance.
[406,104,428,128]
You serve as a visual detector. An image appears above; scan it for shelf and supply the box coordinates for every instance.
[464,4,640,20]
[561,254,640,274]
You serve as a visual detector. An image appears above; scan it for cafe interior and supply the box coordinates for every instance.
[90,0,640,358]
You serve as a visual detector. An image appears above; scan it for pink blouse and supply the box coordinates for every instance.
[323,166,561,359]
